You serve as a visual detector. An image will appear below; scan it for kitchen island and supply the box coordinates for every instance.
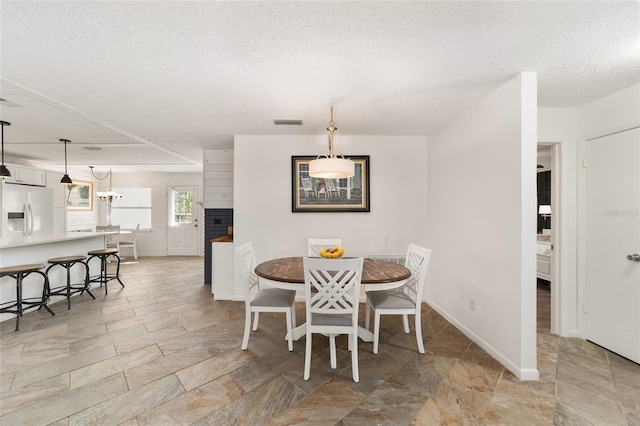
[1,232,108,323]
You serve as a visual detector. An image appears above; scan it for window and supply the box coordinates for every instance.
[169,187,195,226]
[110,187,152,229]
[173,189,193,224]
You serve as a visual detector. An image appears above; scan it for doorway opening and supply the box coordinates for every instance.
[537,143,560,335]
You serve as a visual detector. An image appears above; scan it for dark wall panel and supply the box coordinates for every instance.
[204,208,233,284]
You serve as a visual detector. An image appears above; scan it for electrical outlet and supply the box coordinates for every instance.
[470,298,476,311]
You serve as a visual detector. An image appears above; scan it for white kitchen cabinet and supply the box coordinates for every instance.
[4,165,46,187]
[211,240,235,300]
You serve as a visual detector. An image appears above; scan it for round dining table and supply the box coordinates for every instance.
[255,256,411,342]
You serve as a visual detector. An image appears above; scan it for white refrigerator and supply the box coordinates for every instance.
[1,184,54,237]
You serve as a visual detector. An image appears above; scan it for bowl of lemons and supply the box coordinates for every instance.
[319,246,345,258]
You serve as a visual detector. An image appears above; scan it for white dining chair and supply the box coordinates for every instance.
[96,225,120,250]
[118,223,140,259]
[307,238,342,257]
[303,256,364,382]
[236,242,297,351]
[365,244,432,354]
[96,225,120,261]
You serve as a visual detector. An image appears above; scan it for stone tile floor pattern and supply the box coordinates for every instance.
[0,257,638,425]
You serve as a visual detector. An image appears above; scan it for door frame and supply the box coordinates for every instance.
[166,185,201,256]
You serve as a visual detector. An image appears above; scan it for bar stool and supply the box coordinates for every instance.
[87,249,125,295]
[0,263,55,331]
[46,256,94,309]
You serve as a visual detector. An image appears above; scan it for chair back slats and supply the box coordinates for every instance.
[308,268,358,313]
[401,244,432,303]
[96,225,120,248]
[304,257,363,321]
[236,242,259,298]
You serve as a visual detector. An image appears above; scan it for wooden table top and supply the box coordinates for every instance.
[255,257,411,284]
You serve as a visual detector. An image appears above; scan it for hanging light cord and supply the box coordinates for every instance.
[90,166,117,195]
[89,166,111,181]
[63,140,69,175]
[59,139,73,184]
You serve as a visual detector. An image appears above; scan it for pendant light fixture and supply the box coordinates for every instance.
[90,166,122,201]
[0,120,11,178]
[90,166,121,225]
[309,106,355,179]
[60,139,73,184]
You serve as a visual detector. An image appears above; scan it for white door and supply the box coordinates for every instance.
[585,127,640,363]
[167,186,199,256]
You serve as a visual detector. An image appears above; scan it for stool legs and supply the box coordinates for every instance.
[46,260,94,310]
[100,255,108,294]
[35,270,56,318]
[16,272,22,331]
[88,252,125,295]
[1,269,55,331]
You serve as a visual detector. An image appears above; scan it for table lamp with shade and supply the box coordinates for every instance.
[538,204,552,234]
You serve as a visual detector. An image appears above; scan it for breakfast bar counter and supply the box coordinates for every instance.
[0,232,107,323]
[0,232,108,250]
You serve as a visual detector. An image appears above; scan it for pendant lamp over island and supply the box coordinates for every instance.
[60,139,73,184]
[1,120,12,178]
[309,106,355,179]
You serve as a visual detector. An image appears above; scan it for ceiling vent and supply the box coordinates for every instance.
[273,119,303,126]
[83,146,102,151]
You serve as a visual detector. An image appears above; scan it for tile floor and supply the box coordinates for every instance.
[0,257,638,425]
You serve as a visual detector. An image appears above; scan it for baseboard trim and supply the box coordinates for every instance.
[425,297,540,381]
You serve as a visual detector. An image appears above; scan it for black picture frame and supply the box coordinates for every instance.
[291,155,370,212]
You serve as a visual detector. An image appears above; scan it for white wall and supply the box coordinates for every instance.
[233,134,428,294]
[426,74,538,380]
[110,172,203,257]
[580,84,640,139]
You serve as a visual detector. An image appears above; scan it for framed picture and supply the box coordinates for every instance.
[66,180,93,210]
[292,155,370,212]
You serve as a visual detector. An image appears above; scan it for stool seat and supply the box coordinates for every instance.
[88,249,119,256]
[1,263,55,331]
[48,255,87,264]
[46,255,93,310]
[0,263,47,274]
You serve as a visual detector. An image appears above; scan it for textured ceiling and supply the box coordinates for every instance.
[1,1,638,174]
